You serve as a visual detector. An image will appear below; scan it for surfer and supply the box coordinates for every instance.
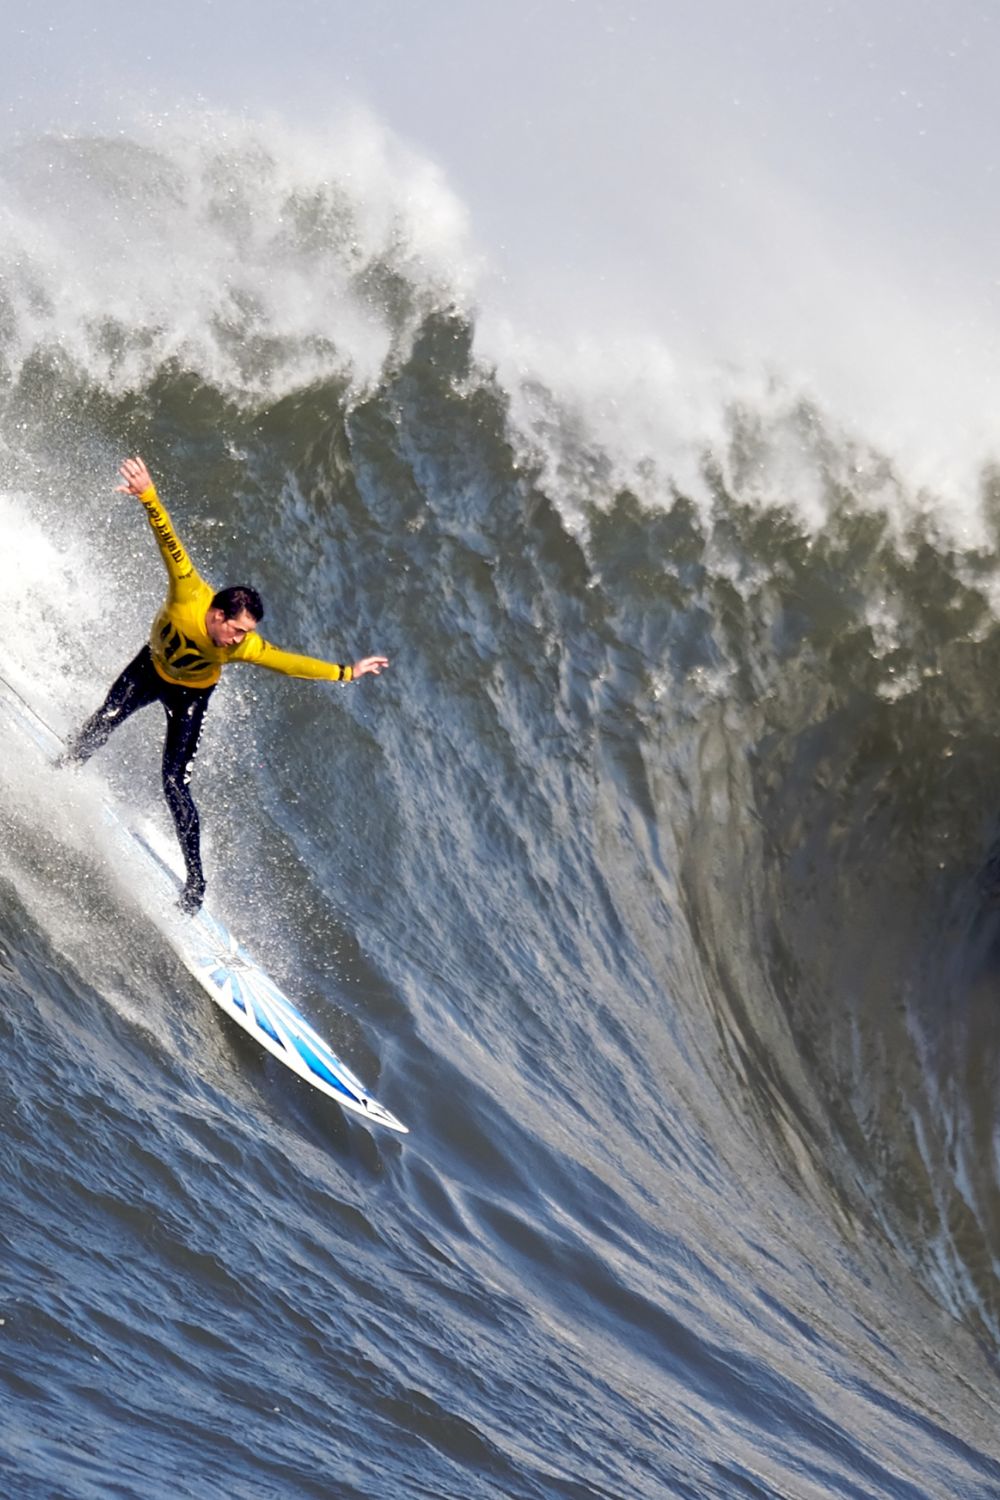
[63,455,388,914]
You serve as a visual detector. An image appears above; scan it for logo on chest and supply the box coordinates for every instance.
[158,620,214,678]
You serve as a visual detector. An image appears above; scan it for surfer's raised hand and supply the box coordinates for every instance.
[117,455,154,497]
[352,655,389,678]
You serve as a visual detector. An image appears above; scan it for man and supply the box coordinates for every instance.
[64,455,388,914]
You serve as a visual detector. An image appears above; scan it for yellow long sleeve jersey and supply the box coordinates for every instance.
[138,485,354,689]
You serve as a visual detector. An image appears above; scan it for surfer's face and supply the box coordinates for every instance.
[206,606,257,648]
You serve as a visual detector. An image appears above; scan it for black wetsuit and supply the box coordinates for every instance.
[66,644,214,909]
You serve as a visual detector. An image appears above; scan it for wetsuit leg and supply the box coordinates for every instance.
[160,683,214,912]
[64,645,162,763]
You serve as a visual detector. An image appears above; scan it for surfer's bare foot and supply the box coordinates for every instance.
[179,875,205,915]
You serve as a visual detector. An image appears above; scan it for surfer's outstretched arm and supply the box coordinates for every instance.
[233,637,389,682]
[118,455,199,591]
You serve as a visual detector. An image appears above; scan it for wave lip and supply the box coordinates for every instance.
[0,112,476,403]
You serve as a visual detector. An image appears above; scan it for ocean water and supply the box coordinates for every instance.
[1,120,1000,1499]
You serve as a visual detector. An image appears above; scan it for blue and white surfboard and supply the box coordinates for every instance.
[179,904,408,1132]
[0,672,408,1135]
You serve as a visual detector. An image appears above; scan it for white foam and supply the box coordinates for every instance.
[2,106,999,556]
[0,108,477,402]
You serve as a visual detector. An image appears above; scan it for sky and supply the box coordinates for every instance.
[4,1,1000,494]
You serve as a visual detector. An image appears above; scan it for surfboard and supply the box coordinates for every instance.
[0,672,408,1135]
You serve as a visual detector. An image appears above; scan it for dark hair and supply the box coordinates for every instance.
[211,585,264,623]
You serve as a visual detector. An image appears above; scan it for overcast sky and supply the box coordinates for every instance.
[5,1,1000,485]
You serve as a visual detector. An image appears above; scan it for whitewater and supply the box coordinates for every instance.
[1,107,1000,1499]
